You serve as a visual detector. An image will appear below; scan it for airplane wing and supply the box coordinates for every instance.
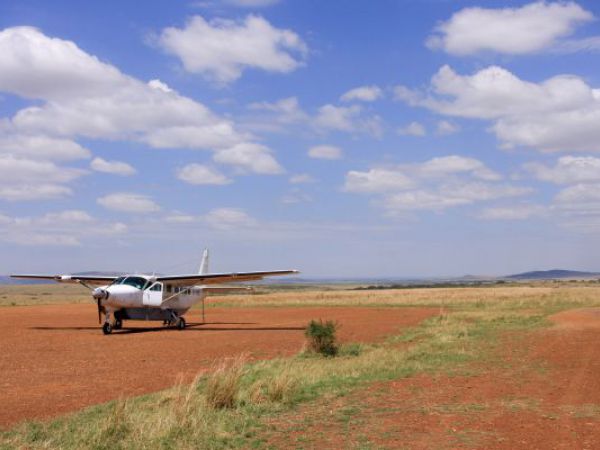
[157,270,299,287]
[10,274,118,286]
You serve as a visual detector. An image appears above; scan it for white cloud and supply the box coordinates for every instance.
[385,183,530,212]
[344,168,413,193]
[244,97,383,137]
[0,185,73,202]
[397,121,426,137]
[203,207,257,230]
[340,85,383,102]
[308,145,342,160]
[0,209,126,246]
[90,157,136,176]
[524,156,600,184]
[248,96,309,125]
[289,173,315,184]
[477,205,547,220]
[313,104,361,132]
[97,193,160,214]
[0,26,282,178]
[396,65,600,153]
[555,183,600,207]
[213,143,284,174]
[427,2,594,55]
[0,155,85,201]
[158,15,307,84]
[0,135,90,160]
[344,155,527,214]
[436,120,459,135]
[176,164,231,185]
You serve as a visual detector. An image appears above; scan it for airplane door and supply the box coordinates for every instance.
[143,282,163,307]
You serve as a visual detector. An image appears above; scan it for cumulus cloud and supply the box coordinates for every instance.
[340,85,382,102]
[0,155,85,201]
[427,1,595,55]
[436,120,460,135]
[0,134,90,161]
[524,156,600,184]
[395,65,600,153]
[90,157,136,176]
[308,145,342,160]
[0,209,126,246]
[213,143,284,174]
[313,104,383,137]
[97,193,160,214]
[0,26,283,181]
[344,168,413,193]
[244,97,383,137]
[398,121,426,137]
[176,163,231,185]
[158,15,307,84]
[203,207,257,230]
[344,155,527,214]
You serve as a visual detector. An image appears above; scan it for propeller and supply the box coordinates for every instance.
[97,298,103,324]
[92,287,108,324]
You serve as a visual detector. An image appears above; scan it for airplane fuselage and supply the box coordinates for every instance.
[93,275,206,326]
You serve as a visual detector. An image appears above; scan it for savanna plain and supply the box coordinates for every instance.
[1,282,600,449]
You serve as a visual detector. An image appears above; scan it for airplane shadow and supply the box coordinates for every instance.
[29,322,305,334]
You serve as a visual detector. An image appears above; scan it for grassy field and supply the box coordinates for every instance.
[1,282,599,448]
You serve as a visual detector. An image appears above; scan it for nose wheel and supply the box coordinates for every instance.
[102,322,113,335]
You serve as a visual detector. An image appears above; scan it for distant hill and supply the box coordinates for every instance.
[505,269,600,280]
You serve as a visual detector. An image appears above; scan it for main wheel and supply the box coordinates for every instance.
[114,319,122,330]
[176,317,186,330]
[102,322,113,335]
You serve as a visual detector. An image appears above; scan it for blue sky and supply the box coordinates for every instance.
[1,0,600,277]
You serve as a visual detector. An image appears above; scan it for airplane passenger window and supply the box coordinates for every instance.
[150,283,162,292]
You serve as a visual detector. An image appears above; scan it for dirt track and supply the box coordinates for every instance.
[0,303,436,428]
[266,308,600,449]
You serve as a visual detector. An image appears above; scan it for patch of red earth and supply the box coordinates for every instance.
[266,308,600,449]
[0,303,437,428]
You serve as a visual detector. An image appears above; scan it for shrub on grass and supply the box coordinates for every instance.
[205,356,245,409]
[305,319,339,357]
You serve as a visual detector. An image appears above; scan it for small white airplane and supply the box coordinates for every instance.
[11,250,298,334]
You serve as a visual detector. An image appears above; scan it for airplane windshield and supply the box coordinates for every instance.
[110,276,148,290]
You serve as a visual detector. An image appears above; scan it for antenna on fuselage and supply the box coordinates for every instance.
[198,248,209,275]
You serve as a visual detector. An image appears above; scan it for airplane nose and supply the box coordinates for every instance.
[92,288,109,300]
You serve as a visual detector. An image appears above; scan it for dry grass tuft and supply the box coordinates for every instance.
[205,355,246,409]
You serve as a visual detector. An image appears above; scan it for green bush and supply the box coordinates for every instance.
[305,319,339,357]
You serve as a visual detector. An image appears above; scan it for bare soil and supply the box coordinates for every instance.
[266,308,600,449]
[0,303,436,428]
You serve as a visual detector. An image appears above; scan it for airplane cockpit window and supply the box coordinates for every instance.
[123,277,148,289]
[112,276,148,290]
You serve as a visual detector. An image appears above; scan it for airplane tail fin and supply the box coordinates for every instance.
[198,248,209,275]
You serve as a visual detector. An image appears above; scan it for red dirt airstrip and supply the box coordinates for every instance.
[0,303,437,428]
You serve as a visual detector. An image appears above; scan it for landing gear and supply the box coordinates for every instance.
[114,319,123,330]
[176,317,186,330]
[102,322,113,335]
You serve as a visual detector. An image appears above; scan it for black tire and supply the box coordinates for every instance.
[102,322,113,335]
[114,319,122,330]
[177,317,186,330]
